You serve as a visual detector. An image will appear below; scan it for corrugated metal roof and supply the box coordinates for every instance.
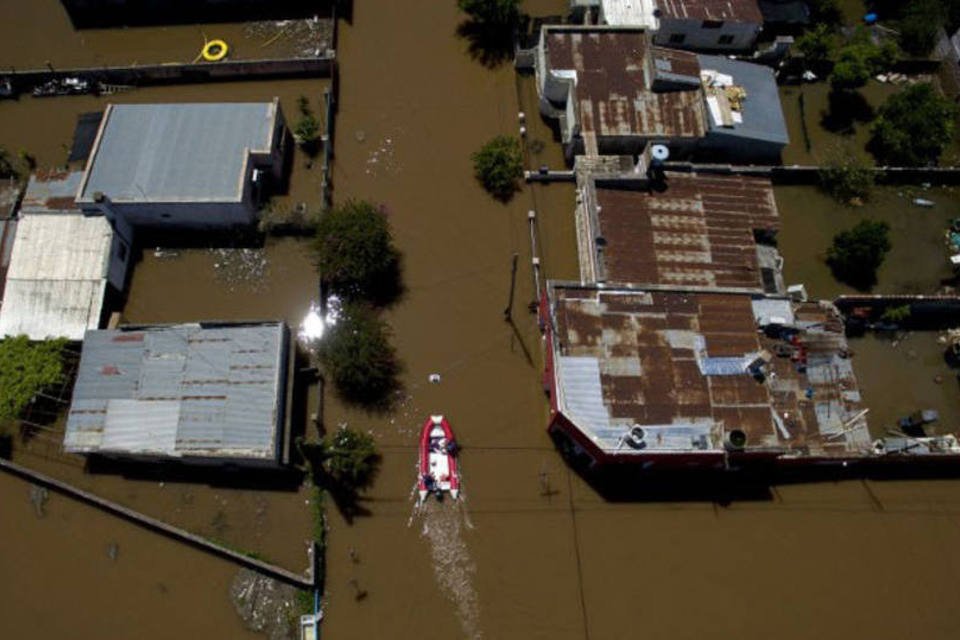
[0,279,106,341]
[658,0,763,22]
[585,172,779,289]
[549,285,870,456]
[64,322,287,462]
[6,214,112,281]
[20,170,84,213]
[601,0,660,27]
[78,102,277,204]
[544,29,707,141]
[0,211,114,340]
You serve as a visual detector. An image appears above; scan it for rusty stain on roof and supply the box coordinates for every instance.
[658,0,764,22]
[550,285,868,455]
[590,172,779,289]
[545,29,706,140]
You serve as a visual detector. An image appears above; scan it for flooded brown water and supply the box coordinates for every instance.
[0,0,327,68]
[4,1,960,640]
[0,471,261,638]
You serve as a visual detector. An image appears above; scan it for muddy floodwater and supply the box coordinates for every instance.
[4,1,960,639]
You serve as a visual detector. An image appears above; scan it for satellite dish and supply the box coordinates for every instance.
[651,144,670,161]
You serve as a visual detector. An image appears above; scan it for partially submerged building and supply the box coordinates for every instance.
[64,321,289,466]
[579,0,764,51]
[76,101,287,229]
[0,171,129,340]
[542,283,872,469]
[533,26,787,161]
[575,170,783,292]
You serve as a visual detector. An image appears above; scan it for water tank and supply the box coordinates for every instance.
[625,426,646,449]
[724,429,747,452]
[650,144,670,161]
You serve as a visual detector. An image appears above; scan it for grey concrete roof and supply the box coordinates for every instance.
[64,322,288,461]
[697,55,789,145]
[78,102,277,204]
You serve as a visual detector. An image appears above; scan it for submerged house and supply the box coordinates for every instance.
[580,0,764,51]
[542,283,871,470]
[63,321,290,466]
[534,26,787,161]
[76,101,288,230]
[0,171,129,341]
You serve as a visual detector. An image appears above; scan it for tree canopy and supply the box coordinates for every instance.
[316,302,400,407]
[322,427,381,492]
[828,31,897,91]
[826,219,891,290]
[818,153,875,204]
[457,0,521,24]
[868,83,959,166]
[313,200,400,301]
[471,135,523,202]
[0,336,67,429]
[795,24,836,71]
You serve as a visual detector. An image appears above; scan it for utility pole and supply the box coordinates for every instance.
[503,252,518,321]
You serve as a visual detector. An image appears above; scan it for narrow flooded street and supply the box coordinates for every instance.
[3,1,960,639]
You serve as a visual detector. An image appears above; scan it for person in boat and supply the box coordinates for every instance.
[423,473,435,490]
[445,439,459,456]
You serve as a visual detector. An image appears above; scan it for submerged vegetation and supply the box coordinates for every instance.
[826,219,891,290]
[315,302,401,408]
[869,83,959,166]
[0,336,67,435]
[471,135,523,201]
[313,199,401,304]
[294,94,321,156]
[818,153,874,203]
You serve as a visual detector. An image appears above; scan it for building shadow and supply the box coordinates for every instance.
[61,0,335,29]
[85,455,305,491]
[578,465,776,504]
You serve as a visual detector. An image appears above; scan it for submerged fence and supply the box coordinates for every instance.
[0,456,316,589]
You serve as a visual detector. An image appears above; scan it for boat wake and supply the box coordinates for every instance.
[415,499,482,639]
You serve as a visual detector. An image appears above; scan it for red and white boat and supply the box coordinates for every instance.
[418,415,461,503]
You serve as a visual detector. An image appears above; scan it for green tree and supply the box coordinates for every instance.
[322,427,381,492]
[0,336,67,433]
[828,32,897,91]
[807,0,843,25]
[471,135,523,201]
[457,0,521,24]
[294,95,321,155]
[869,83,959,166]
[826,219,891,290]
[0,146,16,179]
[316,303,400,406]
[313,200,400,301]
[880,304,911,324]
[795,24,836,71]
[818,153,875,203]
[897,0,944,57]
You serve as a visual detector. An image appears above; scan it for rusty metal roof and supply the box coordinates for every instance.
[657,0,764,22]
[20,171,84,214]
[548,284,869,456]
[544,28,706,140]
[587,172,779,289]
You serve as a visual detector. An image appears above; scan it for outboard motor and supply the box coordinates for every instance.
[445,440,460,456]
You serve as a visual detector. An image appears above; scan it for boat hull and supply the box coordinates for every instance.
[417,415,461,503]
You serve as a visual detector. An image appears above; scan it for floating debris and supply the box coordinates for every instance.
[29,485,48,518]
[106,542,119,561]
[208,247,269,292]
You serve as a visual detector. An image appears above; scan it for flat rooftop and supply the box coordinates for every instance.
[77,101,278,204]
[548,284,871,458]
[657,0,763,22]
[582,172,780,290]
[64,321,288,462]
[697,55,789,146]
[543,28,707,141]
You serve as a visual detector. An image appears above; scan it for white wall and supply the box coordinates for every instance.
[653,18,759,51]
